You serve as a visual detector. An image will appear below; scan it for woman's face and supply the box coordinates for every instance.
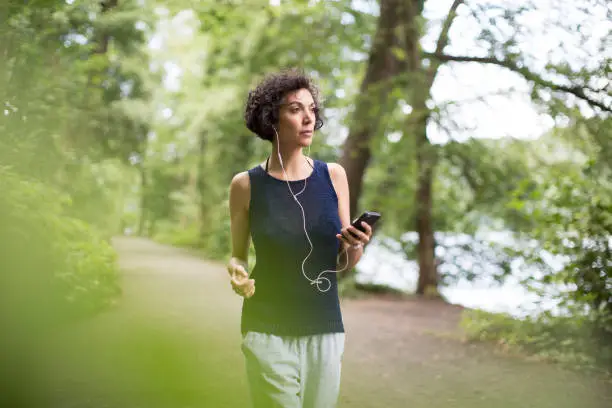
[276,88,316,147]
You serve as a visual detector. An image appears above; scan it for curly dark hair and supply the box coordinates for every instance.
[244,69,324,142]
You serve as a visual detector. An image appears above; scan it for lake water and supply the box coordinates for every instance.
[356,234,564,318]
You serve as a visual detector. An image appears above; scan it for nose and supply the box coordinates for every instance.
[303,110,313,124]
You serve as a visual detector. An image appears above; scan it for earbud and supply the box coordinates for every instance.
[271,127,350,293]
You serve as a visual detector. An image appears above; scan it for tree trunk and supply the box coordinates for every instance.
[338,0,412,218]
[414,120,438,294]
[339,0,462,292]
[197,131,209,247]
[379,0,439,294]
[410,1,465,295]
[370,0,424,231]
[86,0,117,91]
[137,163,148,236]
[413,0,463,294]
[94,0,118,54]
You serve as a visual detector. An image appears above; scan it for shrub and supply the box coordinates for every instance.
[0,167,121,323]
[460,308,612,374]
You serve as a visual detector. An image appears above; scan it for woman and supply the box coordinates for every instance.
[227,69,372,408]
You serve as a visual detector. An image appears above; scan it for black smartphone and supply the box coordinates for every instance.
[349,211,381,236]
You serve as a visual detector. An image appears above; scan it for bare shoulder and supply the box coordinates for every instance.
[231,171,250,188]
[229,171,251,210]
[325,162,350,224]
[325,162,349,198]
[326,162,347,182]
[327,163,346,177]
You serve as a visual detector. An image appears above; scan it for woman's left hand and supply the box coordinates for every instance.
[336,221,372,250]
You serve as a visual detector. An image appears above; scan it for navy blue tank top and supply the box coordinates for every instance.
[241,159,345,336]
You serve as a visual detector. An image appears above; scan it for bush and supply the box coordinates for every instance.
[54,217,122,317]
[0,167,121,323]
[153,221,202,249]
[338,274,409,299]
[460,308,612,375]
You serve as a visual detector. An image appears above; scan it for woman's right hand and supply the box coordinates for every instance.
[227,257,255,298]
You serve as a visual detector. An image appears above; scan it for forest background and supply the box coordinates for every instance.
[1,1,611,402]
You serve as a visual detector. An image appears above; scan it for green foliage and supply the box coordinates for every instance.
[0,0,142,321]
[461,308,612,374]
[439,138,532,231]
[337,273,367,299]
[339,274,411,299]
[154,221,201,249]
[54,217,122,317]
[1,0,150,166]
[131,0,375,259]
[0,167,121,321]
[5,0,609,385]
[510,125,610,314]
[462,117,612,374]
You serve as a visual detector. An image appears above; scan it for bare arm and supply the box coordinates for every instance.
[328,163,369,275]
[229,171,251,265]
[228,171,255,297]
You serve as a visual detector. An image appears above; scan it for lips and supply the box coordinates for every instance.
[300,130,313,135]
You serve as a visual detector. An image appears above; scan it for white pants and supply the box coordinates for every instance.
[241,331,345,408]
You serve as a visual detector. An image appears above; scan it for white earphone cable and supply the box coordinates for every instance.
[273,127,350,293]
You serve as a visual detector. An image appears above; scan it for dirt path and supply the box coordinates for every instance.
[46,237,611,408]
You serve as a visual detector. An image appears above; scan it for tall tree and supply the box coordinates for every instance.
[411,0,463,295]
[339,0,417,218]
[339,0,610,294]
